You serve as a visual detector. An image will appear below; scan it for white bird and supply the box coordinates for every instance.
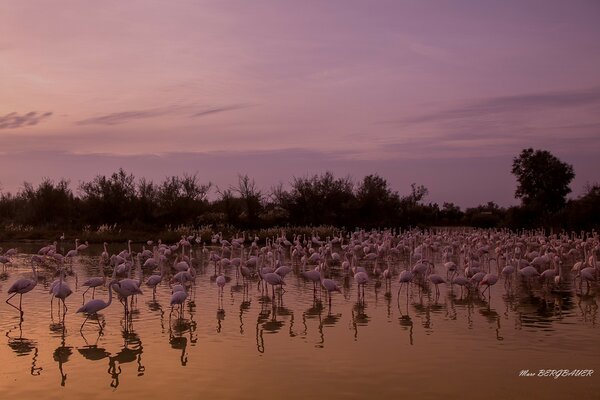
[354,270,369,299]
[146,262,164,295]
[6,259,38,313]
[170,285,188,315]
[262,272,286,297]
[77,280,117,330]
[428,274,445,296]
[320,269,341,304]
[51,268,73,311]
[216,274,226,294]
[480,272,499,295]
[398,269,414,293]
[82,267,106,300]
[302,268,322,292]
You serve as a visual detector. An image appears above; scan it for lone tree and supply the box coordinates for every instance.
[511,148,575,214]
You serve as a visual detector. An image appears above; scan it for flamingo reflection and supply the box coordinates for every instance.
[6,319,42,376]
[108,325,145,389]
[169,315,197,366]
[78,330,110,363]
[351,299,370,340]
[52,319,72,386]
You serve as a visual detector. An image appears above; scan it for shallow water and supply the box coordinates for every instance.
[0,242,598,399]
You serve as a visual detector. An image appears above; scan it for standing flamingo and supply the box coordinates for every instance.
[51,267,73,312]
[353,268,369,299]
[170,285,188,317]
[145,260,164,296]
[320,268,341,306]
[82,266,106,301]
[6,258,39,314]
[77,280,117,331]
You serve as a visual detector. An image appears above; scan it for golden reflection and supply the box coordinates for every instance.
[255,297,289,353]
[77,331,110,363]
[351,299,369,340]
[398,313,414,346]
[169,315,197,366]
[52,319,72,386]
[147,298,166,333]
[6,319,42,376]
[301,297,324,338]
[107,323,145,389]
[216,308,225,333]
[239,287,251,335]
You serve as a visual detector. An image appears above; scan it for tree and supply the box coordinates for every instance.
[232,174,263,228]
[355,174,400,228]
[511,148,574,214]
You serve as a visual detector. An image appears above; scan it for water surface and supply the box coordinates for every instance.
[0,242,598,399]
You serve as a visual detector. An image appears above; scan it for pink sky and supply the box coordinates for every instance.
[1,1,599,207]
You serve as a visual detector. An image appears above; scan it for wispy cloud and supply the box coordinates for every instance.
[77,104,249,126]
[76,106,182,126]
[191,104,249,118]
[0,111,52,130]
[384,87,600,125]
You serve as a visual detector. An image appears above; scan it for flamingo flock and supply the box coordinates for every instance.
[1,228,599,334]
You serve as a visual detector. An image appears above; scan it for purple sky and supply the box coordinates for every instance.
[1,1,599,207]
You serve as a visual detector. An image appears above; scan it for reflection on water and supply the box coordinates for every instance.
[0,243,598,399]
[6,320,43,376]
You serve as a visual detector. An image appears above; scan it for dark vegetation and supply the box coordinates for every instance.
[0,148,596,240]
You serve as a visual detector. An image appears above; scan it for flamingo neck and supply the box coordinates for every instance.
[107,283,114,306]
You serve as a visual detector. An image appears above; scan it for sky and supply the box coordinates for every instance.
[1,0,599,207]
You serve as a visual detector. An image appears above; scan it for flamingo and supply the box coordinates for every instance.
[320,268,341,305]
[480,272,499,296]
[450,274,470,296]
[4,247,18,256]
[51,267,73,312]
[382,261,392,290]
[519,265,540,289]
[275,264,293,279]
[262,271,286,298]
[101,242,109,263]
[6,258,38,314]
[302,267,322,293]
[216,274,226,294]
[112,263,143,314]
[82,267,106,300]
[145,261,164,295]
[77,280,117,331]
[501,260,515,288]
[354,269,369,299]
[0,254,13,269]
[65,239,79,261]
[170,285,188,316]
[428,273,445,296]
[397,269,414,294]
[77,240,89,252]
[239,262,252,285]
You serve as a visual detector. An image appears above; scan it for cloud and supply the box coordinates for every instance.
[0,111,52,130]
[77,104,249,126]
[76,106,180,126]
[384,86,600,125]
[190,104,249,118]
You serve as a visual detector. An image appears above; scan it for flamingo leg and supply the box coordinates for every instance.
[82,286,90,301]
[80,315,89,330]
[6,293,19,310]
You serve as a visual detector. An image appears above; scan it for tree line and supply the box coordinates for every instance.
[0,149,597,235]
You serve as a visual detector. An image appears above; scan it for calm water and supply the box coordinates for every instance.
[0,242,598,400]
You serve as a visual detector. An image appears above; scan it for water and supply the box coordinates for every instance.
[0,242,598,399]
